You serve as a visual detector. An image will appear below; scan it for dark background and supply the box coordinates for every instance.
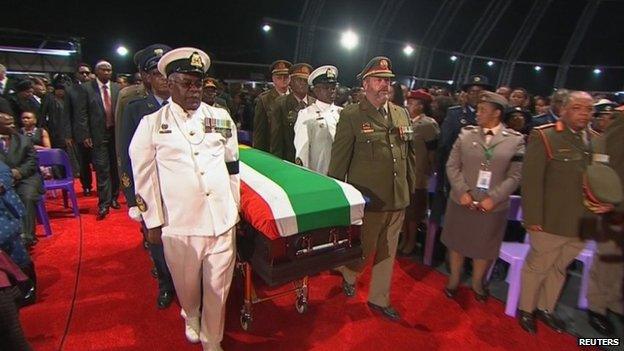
[2,0,623,94]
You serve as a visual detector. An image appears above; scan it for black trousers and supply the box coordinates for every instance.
[0,287,32,351]
[92,128,119,209]
[15,182,41,241]
[77,143,93,191]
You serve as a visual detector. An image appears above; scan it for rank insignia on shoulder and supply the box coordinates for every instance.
[136,194,148,212]
[361,122,374,133]
[533,123,555,130]
[460,118,467,125]
[121,173,131,188]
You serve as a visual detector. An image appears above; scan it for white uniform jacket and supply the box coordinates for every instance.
[129,100,240,236]
[293,100,342,174]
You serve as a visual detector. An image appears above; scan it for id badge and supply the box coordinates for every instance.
[476,170,492,190]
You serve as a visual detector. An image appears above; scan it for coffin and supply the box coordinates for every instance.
[238,146,365,286]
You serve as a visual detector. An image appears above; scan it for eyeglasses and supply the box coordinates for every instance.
[171,78,203,90]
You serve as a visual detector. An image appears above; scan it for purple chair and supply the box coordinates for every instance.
[35,199,52,236]
[575,240,596,309]
[238,130,252,146]
[36,149,80,217]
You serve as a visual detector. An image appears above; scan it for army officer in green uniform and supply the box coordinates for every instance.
[269,63,315,162]
[518,91,613,334]
[252,60,291,152]
[328,56,415,321]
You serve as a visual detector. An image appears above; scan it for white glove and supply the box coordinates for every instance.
[128,206,142,222]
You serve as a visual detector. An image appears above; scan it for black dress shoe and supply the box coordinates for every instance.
[588,310,614,335]
[444,286,458,299]
[342,278,356,297]
[157,290,174,309]
[535,309,565,333]
[96,207,109,220]
[151,267,158,279]
[83,189,92,197]
[472,286,489,303]
[367,302,401,321]
[110,199,121,209]
[518,310,537,334]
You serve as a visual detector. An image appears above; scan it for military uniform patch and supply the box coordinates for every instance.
[361,122,374,133]
[136,194,148,212]
[190,52,203,68]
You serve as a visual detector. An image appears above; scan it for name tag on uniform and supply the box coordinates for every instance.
[476,170,492,190]
[159,123,171,134]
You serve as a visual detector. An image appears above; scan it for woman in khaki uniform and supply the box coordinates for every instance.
[441,91,525,301]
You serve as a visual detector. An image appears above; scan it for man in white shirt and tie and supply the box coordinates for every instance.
[129,47,239,351]
[294,65,341,174]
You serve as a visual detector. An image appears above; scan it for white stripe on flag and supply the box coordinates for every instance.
[240,163,299,236]
[333,180,366,225]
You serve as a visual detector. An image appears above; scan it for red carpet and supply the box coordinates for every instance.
[19,188,589,351]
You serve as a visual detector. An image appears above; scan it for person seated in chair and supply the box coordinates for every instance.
[0,113,44,248]
[0,159,36,307]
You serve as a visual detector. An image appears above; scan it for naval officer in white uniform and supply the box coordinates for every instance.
[129,47,239,351]
[293,65,341,174]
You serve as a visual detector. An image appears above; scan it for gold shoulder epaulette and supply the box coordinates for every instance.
[533,123,555,130]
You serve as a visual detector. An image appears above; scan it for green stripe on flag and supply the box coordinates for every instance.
[240,148,351,232]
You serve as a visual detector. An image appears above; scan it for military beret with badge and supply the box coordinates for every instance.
[357,56,395,80]
[405,89,433,103]
[308,65,338,86]
[461,74,494,92]
[269,60,292,76]
[135,44,172,72]
[157,47,210,78]
[290,63,313,79]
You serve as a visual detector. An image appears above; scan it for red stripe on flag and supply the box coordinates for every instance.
[240,181,281,240]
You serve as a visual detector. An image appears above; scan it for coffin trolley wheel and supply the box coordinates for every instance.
[240,309,253,331]
[295,296,308,314]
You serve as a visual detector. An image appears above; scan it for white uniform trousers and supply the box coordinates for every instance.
[162,227,236,348]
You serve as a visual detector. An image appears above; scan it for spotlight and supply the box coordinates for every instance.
[262,24,272,33]
[487,61,494,67]
[447,80,454,85]
[403,45,414,56]
[116,46,128,57]
[450,55,458,62]
[534,65,542,72]
[341,30,359,50]
[593,68,602,75]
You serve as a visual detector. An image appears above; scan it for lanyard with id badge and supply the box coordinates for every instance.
[476,141,501,191]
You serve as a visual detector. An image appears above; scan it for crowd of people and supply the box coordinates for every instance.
[0,43,623,351]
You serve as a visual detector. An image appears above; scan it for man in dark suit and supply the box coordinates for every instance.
[0,113,44,248]
[269,63,315,162]
[531,89,569,128]
[75,61,121,220]
[118,44,175,309]
[65,64,94,196]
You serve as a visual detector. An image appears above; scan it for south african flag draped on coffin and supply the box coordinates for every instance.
[239,146,365,240]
